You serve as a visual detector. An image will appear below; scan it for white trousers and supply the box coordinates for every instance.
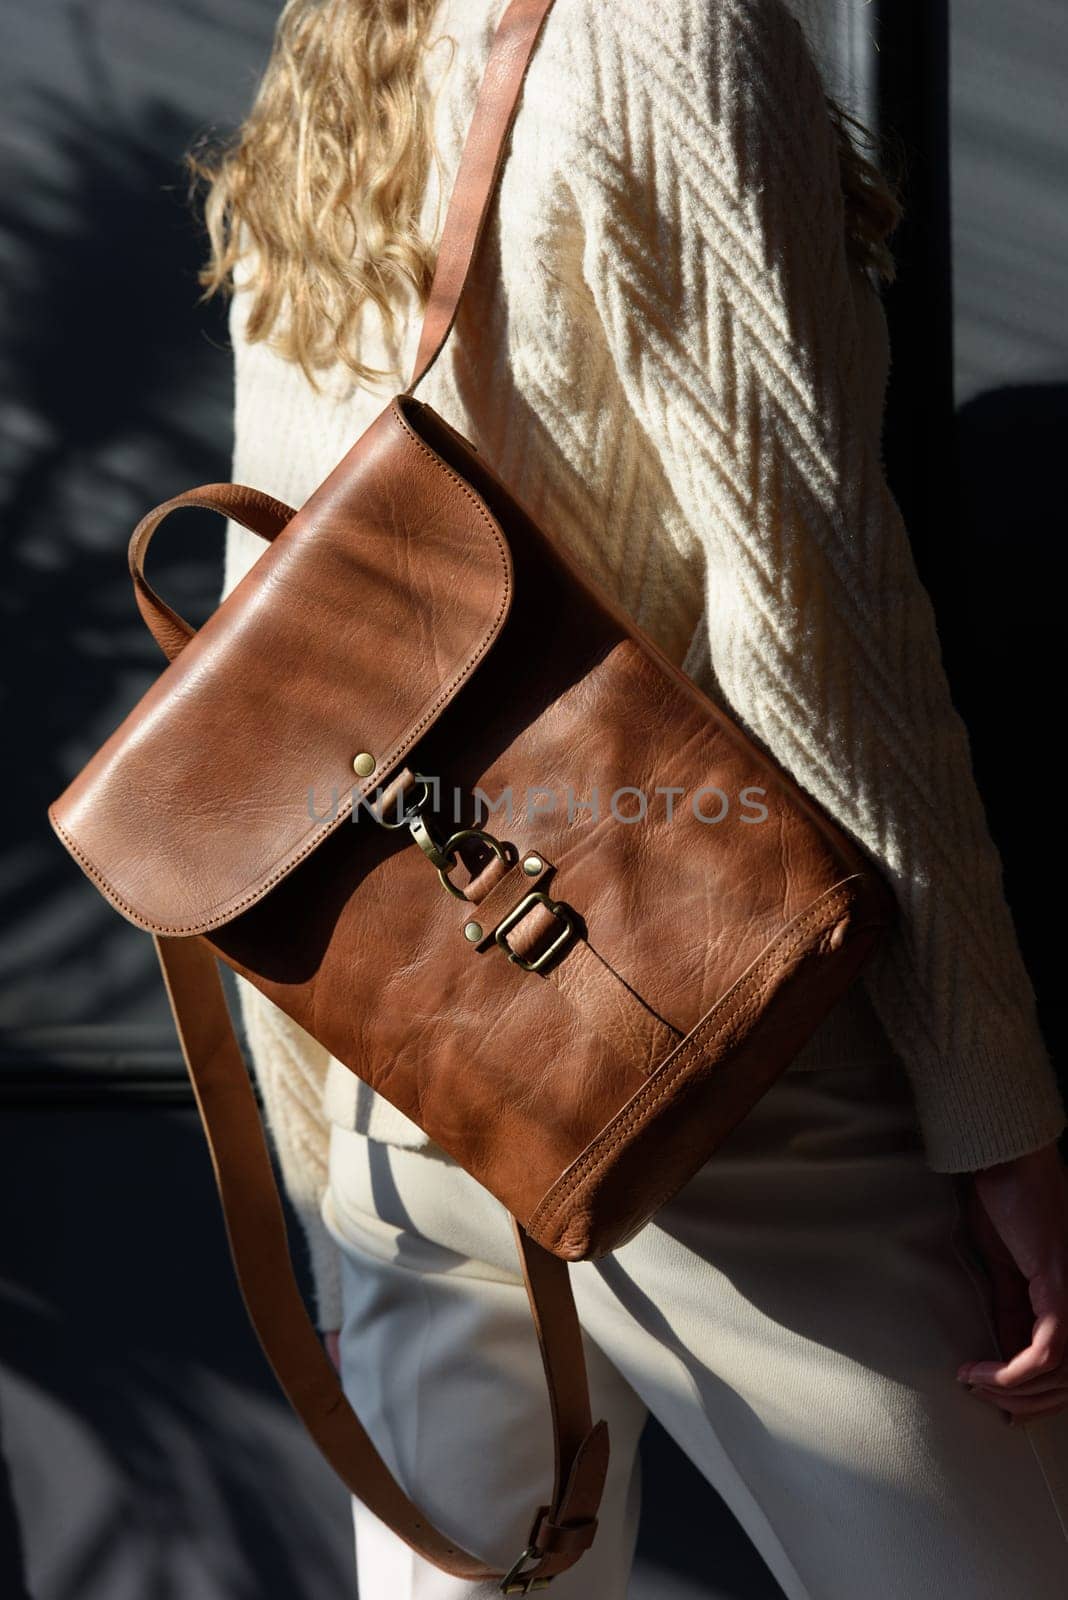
[321,1056,1068,1598]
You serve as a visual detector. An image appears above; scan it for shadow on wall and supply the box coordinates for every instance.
[1,79,236,1036]
[952,382,1068,1093]
[0,1410,31,1600]
[0,1108,352,1600]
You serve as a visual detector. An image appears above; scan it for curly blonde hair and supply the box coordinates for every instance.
[188,0,904,387]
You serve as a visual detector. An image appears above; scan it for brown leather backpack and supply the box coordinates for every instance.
[48,0,896,1590]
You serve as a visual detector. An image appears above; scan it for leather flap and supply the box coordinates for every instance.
[48,399,513,935]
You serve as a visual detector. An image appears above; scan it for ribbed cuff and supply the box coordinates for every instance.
[911,1022,1066,1173]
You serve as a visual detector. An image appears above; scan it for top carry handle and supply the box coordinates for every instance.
[151,1,609,1593]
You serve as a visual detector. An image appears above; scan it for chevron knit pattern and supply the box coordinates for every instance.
[222,0,1063,1329]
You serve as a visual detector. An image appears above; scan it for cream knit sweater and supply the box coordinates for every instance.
[222,0,1064,1329]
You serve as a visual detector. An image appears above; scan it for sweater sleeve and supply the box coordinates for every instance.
[222,515,344,1331]
[562,0,1063,1170]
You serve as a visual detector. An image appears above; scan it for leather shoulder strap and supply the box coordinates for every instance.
[155,934,607,1588]
[405,0,557,394]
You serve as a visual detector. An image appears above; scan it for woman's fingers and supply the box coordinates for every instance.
[958,1148,1068,1416]
[966,1368,1068,1397]
[965,1384,1068,1419]
[960,1307,1065,1389]
[961,1307,1068,1414]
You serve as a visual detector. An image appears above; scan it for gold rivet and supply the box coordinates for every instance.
[352,752,376,778]
[463,921,483,943]
[522,854,543,876]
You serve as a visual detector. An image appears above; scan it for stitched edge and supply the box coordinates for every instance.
[526,879,860,1242]
[529,883,856,1241]
[51,402,513,937]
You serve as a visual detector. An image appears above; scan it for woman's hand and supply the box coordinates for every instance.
[323,1329,341,1373]
[958,1140,1068,1422]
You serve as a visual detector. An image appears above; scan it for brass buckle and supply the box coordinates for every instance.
[495,892,575,973]
[437,829,509,900]
[500,1545,552,1594]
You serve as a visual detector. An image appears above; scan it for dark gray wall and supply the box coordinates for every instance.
[1,1,1063,1596]
[949,0,1068,1066]
[1,5,358,1595]
[1,0,269,1054]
